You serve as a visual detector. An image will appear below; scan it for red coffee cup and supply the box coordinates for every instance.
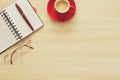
[54,0,70,20]
[47,0,76,22]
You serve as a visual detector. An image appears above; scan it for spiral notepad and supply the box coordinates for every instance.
[0,0,43,53]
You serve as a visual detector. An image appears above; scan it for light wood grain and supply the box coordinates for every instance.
[0,0,120,80]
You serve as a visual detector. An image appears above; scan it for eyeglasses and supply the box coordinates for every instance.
[4,40,34,64]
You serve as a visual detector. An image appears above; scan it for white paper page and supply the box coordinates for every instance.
[17,0,43,30]
[0,14,18,53]
[5,0,43,39]
[0,0,43,53]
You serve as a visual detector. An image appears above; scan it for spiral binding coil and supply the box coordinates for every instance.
[0,10,22,40]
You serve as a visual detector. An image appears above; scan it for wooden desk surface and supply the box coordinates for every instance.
[0,0,120,80]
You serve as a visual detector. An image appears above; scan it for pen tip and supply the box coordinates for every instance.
[15,3,18,6]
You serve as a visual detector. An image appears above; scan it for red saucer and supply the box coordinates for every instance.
[47,0,76,22]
